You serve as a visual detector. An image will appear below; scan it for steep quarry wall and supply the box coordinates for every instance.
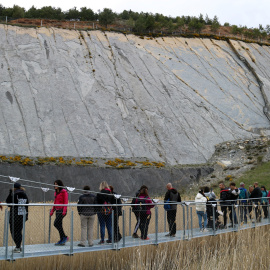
[1,25,270,166]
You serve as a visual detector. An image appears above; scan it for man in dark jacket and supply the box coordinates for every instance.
[6,182,29,253]
[228,182,240,226]
[77,186,96,247]
[164,183,181,237]
[219,182,231,227]
[250,182,262,222]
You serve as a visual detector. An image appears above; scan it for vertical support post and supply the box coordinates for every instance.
[231,205,234,229]
[212,205,216,236]
[186,204,190,240]
[43,192,46,244]
[3,209,8,246]
[22,213,26,257]
[41,20,42,27]
[5,211,10,260]
[253,203,256,227]
[155,206,158,245]
[190,206,193,238]
[97,215,100,239]
[122,210,125,247]
[267,201,270,224]
[111,210,115,249]
[6,16,7,24]
[74,23,75,29]
[93,23,94,29]
[181,204,186,240]
[129,207,131,236]
[164,209,166,232]
[48,214,51,243]
[70,210,74,255]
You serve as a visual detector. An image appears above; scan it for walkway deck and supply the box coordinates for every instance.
[1,218,269,261]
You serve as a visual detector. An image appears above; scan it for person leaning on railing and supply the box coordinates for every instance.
[219,182,231,228]
[195,189,208,232]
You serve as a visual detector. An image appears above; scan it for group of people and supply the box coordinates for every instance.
[195,181,269,231]
[4,179,269,253]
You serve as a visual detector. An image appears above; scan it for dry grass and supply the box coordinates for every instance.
[1,226,269,269]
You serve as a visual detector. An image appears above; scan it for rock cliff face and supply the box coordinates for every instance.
[1,25,270,165]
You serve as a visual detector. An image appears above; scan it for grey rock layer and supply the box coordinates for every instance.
[0,25,270,165]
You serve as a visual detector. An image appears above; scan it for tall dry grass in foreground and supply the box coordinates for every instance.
[1,226,270,270]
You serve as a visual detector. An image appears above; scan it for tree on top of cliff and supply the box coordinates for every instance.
[99,8,115,28]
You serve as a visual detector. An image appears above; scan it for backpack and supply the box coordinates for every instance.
[132,197,148,213]
[164,199,171,211]
[239,188,247,200]
[101,201,112,215]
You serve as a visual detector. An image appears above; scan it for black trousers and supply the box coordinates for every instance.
[139,214,151,239]
[113,213,122,241]
[221,205,228,226]
[167,209,177,235]
[133,212,140,234]
[54,210,67,240]
[9,215,24,248]
[262,202,268,218]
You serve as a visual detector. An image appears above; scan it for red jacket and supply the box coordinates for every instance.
[50,189,68,216]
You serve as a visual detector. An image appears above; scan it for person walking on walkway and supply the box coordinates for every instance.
[6,182,29,253]
[164,183,181,237]
[195,189,208,232]
[131,185,148,238]
[109,185,122,242]
[137,187,154,240]
[261,186,268,219]
[77,186,96,247]
[219,182,231,227]
[96,181,113,244]
[50,179,69,246]
[250,182,262,222]
[238,182,248,223]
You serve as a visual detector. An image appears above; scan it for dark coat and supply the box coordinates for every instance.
[164,188,181,210]
[77,193,97,216]
[6,189,29,220]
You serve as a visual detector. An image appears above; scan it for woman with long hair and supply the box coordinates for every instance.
[96,181,113,244]
[50,179,69,245]
[195,189,208,232]
[137,187,154,240]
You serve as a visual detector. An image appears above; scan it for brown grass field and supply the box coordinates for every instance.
[0,226,269,270]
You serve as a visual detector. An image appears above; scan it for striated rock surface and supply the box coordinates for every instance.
[1,25,270,165]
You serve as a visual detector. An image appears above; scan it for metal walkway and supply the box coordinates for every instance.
[1,201,269,262]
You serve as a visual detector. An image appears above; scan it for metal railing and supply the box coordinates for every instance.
[0,198,269,261]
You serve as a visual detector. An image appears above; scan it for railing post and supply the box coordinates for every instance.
[122,210,125,247]
[3,209,8,247]
[129,207,131,236]
[70,210,74,255]
[97,215,100,239]
[155,206,158,245]
[48,213,51,243]
[190,206,193,238]
[212,204,216,236]
[267,199,270,223]
[111,210,115,249]
[5,211,10,260]
[164,208,166,232]
[186,204,190,240]
[181,204,186,240]
[22,213,26,257]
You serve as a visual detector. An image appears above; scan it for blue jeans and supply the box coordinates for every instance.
[98,212,112,241]
[197,211,207,230]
